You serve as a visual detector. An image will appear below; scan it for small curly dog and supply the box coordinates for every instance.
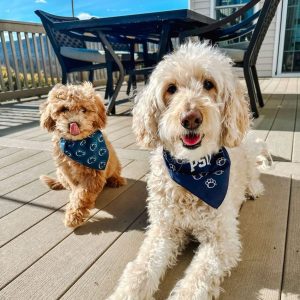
[109,42,267,299]
[40,82,126,228]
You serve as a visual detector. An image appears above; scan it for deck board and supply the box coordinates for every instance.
[0,78,299,300]
[281,172,300,300]
[265,95,297,161]
[0,171,55,219]
[0,179,147,299]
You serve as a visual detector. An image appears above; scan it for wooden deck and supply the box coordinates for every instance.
[0,78,299,300]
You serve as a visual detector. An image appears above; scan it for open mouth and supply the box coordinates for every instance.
[181,132,204,149]
[69,122,81,136]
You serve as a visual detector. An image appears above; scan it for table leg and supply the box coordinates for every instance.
[97,31,125,115]
[157,23,171,61]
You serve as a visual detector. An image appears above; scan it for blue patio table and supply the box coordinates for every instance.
[52,9,214,114]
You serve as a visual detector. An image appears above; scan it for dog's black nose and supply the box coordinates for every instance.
[180,110,202,130]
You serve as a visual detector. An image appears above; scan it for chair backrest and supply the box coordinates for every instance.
[35,10,92,73]
[245,0,281,64]
[211,0,281,64]
[181,0,281,65]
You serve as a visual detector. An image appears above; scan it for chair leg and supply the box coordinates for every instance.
[244,64,259,118]
[88,71,94,83]
[251,65,264,108]
[105,63,113,100]
[62,72,67,84]
[127,73,132,95]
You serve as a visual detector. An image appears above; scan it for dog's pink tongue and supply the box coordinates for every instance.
[69,122,80,136]
[182,134,201,146]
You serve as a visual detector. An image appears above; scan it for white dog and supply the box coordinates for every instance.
[109,42,266,299]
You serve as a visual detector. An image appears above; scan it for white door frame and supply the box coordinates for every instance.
[275,0,300,77]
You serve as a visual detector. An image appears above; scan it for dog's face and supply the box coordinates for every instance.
[40,82,106,140]
[132,42,250,161]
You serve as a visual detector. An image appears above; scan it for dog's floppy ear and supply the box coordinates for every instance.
[93,93,107,129]
[132,82,161,149]
[221,81,250,148]
[40,100,55,132]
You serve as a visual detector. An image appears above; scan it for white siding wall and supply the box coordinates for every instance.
[189,0,279,77]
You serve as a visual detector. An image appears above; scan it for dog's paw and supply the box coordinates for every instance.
[64,207,89,228]
[106,176,127,188]
[169,288,212,300]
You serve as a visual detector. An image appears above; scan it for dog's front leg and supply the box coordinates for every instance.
[109,224,186,300]
[168,226,241,300]
[64,189,98,228]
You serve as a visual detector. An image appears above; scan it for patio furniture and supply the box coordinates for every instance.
[52,10,214,114]
[35,10,143,102]
[179,0,281,118]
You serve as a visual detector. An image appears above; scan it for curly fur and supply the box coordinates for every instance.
[40,82,126,228]
[109,42,266,299]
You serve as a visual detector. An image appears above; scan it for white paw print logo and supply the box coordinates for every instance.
[216,157,226,166]
[99,161,106,169]
[214,170,224,176]
[76,149,86,157]
[192,172,208,180]
[64,150,72,157]
[169,164,176,171]
[175,158,185,164]
[87,156,97,164]
[67,141,75,148]
[90,143,97,151]
[98,135,103,142]
[99,148,107,156]
[79,140,86,147]
[205,178,217,189]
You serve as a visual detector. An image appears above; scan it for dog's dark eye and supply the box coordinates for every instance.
[203,80,214,91]
[60,107,69,113]
[166,84,177,94]
[80,108,87,113]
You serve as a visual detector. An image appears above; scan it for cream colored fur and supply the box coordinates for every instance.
[109,42,266,299]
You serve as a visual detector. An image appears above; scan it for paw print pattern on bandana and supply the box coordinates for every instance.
[216,157,226,166]
[90,143,97,151]
[79,140,86,147]
[60,130,109,170]
[76,149,86,157]
[214,170,224,176]
[205,178,217,189]
[192,172,208,180]
[87,156,97,164]
[99,148,107,156]
[64,150,72,157]
[162,148,230,209]
[169,164,176,171]
[99,162,106,169]
[67,141,75,148]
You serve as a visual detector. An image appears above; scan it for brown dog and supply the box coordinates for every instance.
[40,82,126,228]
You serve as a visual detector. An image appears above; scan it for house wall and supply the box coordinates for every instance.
[189,0,280,77]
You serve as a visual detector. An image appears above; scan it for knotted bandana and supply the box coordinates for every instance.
[60,130,109,170]
[163,147,231,208]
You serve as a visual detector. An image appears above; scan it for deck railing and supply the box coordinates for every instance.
[0,19,163,103]
[0,19,108,103]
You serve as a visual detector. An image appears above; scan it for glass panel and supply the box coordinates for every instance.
[216,0,249,6]
[282,0,300,73]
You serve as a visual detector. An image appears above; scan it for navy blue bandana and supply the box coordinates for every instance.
[60,130,109,170]
[163,147,230,208]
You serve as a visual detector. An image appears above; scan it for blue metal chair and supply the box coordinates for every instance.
[35,10,145,103]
